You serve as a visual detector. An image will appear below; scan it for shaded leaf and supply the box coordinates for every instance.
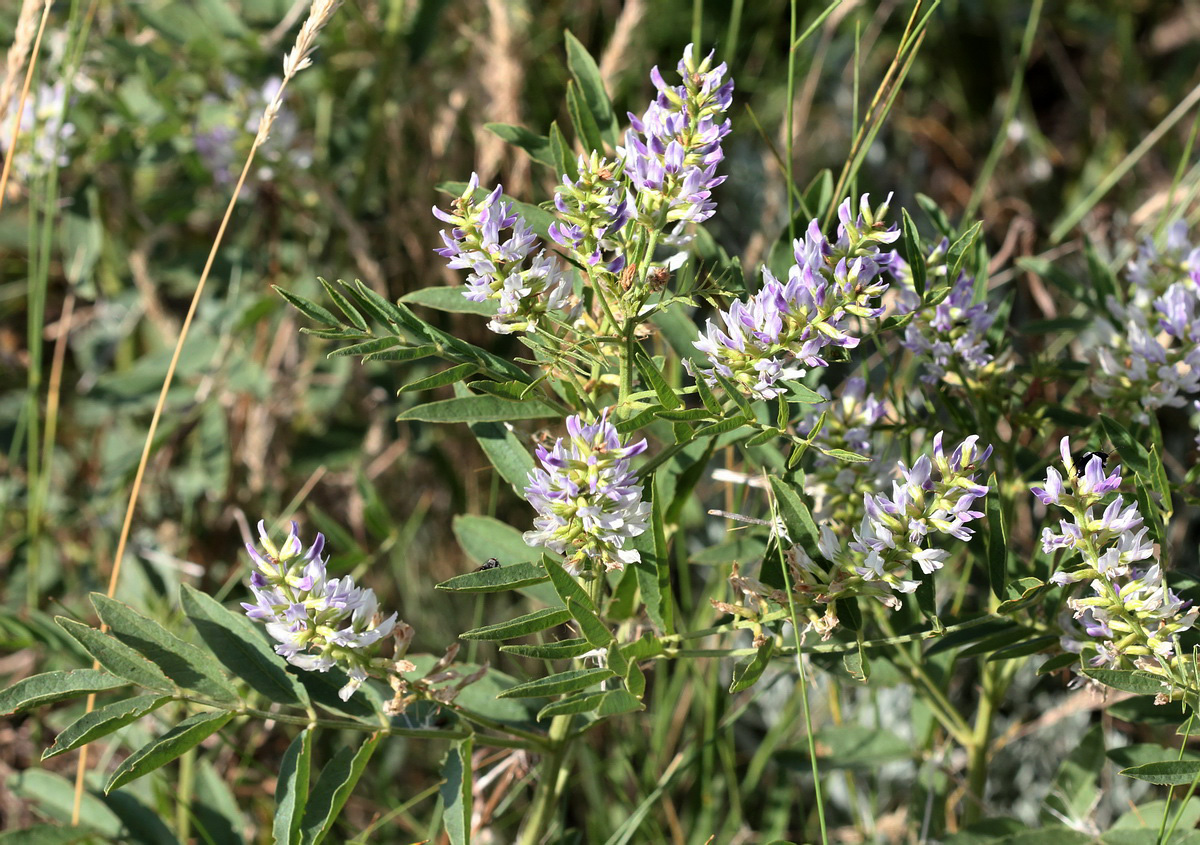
[43,695,170,760]
[106,711,234,793]
[0,669,128,716]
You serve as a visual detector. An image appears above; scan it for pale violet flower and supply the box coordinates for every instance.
[687,194,899,399]
[243,521,398,700]
[434,174,574,334]
[523,411,651,574]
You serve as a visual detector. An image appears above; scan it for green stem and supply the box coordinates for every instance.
[963,660,1013,825]
[517,713,573,845]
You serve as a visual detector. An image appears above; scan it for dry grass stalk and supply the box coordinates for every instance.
[71,0,344,824]
[0,0,51,211]
[0,0,43,122]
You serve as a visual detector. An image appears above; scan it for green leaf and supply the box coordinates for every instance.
[299,734,380,845]
[364,344,438,363]
[768,477,820,556]
[946,221,983,281]
[452,514,541,568]
[1081,667,1168,696]
[459,607,571,641]
[43,694,169,760]
[636,487,674,634]
[468,419,536,496]
[783,381,826,405]
[815,446,870,463]
[317,278,368,332]
[634,352,682,410]
[7,769,123,839]
[901,208,926,299]
[565,79,604,155]
[327,336,400,359]
[843,640,870,683]
[181,584,309,707]
[1037,652,1080,675]
[439,738,473,845]
[437,561,549,593]
[105,710,234,793]
[564,30,617,148]
[1119,760,1200,786]
[536,690,608,720]
[484,122,555,167]
[398,363,478,394]
[0,669,128,716]
[694,371,723,415]
[548,121,576,181]
[56,619,174,693]
[543,556,595,613]
[567,598,612,647]
[985,473,1007,600]
[397,395,560,424]
[654,407,711,422]
[91,594,238,703]
[996,577,1050,615]
[497,667,615,699]
[730,640,774,693]
[273,729,313,845]
[274,286,341,327]
[401,286,498,316]
[500,638,593,659]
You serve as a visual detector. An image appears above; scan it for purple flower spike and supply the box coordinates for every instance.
[524,411,651,574]
[242,522,399,700]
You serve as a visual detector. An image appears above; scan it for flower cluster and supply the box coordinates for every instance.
[1092,221,1200,424]
[1037,438,1197,677]
[797,376,888,526]
[892,239,995,384]
[523,411,651,574]
[242,521,399,700]
[787,433,991,633]
[620,43,733,240]
[194,75,311,186]
[549,152,634,273]
[688,194,900,399]
[2,81,75,183]
[434,174,574,335]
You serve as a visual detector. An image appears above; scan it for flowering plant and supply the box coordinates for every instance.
[9,16,1200,845]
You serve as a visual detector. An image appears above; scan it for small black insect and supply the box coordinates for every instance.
[476,558,501,571]
[1070,449,1110,473]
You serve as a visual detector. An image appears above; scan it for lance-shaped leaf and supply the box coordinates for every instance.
[105,710,234,793]
[500,638,594,660]
[56,619,174,693]
[469,419,536,496]
[459,607,571,641]
[439,737,473,845]
[43,694,170,760]
[180,584,309,707]
[91,594,238,704]
[452,515,542,568]
[299,733,381,845]
[484,123,555,168]
[273,729,314,845]
[398,363,478,394]
[497,668,615,699]
[1082,667,1169,696]
[398,395,561,424]
[437,561,549,594]
[730,640,774,693]
[543,556,594,613]
[1119,760,1200,786]
[0,669,128,716]
[564,30,617,148]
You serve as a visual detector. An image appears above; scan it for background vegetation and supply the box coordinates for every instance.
[4,0,1200,841]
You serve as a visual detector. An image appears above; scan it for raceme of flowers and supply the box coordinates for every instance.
[797,376,889,526]
[787,432,991,634]
[523,411,651,574]
[1092,221,1200,424]
[688,194,901,400]
[549,152,634,274]
[434,174,574,335]
[892,238,995,384]
[242,521,399,700]
[1036,438,1197,678]
[620,43,733,241]
[2,81,76,183]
